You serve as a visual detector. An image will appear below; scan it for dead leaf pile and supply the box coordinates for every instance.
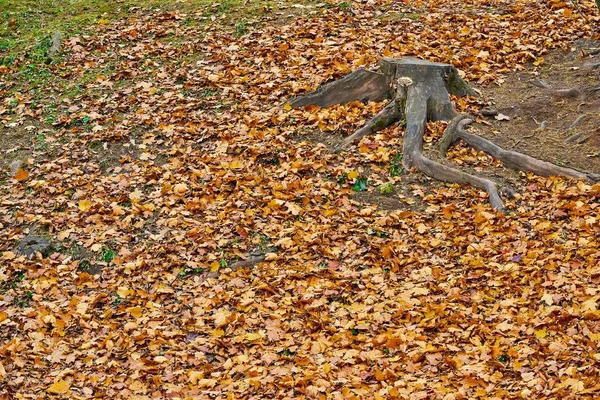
[1,0,600,398]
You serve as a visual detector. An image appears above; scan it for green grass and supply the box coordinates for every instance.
[0,0,318,65]
[0,0,321,96]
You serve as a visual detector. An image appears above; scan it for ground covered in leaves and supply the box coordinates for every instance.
[1,0,600,398]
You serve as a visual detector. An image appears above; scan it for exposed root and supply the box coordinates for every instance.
[529,78,582,98]
[567,114,587,131]
[566,130,588,143]
[335,95,404,151]
[415,154,505,211]
[440,115,600,182]
[290,68,391,108]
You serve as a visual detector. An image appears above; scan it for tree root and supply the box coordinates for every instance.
[335,95,404,151]
[440,116,599,182]
[529,78,582,99]
[415,153,505,211]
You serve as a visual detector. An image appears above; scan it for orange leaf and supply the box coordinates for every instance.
[14,168,28,181]
[127,306,143,319]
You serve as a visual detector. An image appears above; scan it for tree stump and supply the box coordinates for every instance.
[289,57,598,212]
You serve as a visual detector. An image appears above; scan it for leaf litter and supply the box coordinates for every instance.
[1,0,600,398]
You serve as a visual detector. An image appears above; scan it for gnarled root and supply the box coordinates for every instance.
[335,92,406,152]
[440,115,600,182]
[415,154,505,211]
[286,58,600,211]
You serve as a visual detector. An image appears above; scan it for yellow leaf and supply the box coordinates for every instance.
[117,287,133,298]
[534,329,547,339]
[129,189,143,203]
[197,378,217,388]
[348,170,359,180]
[112,203,125,216]
[460,26,470,35]
[78,199,92,212]
[229,160,243,169]
[210,260,221,272]
[589,333,600,342]
[173,183,188,196]
[245,332,262,341]
[323,363,331,373]
[541,293,553,306]
[564,8,572,17]
[188,371,203,384]
[213,328,225,337]
[2,251,16,260]
[14,168,29,181]
[98,18,110,25]
[47,379,69,394]
[0,311,8,323]
[213,310,231,327]
[533,56,544,66]
[283,102,292,111]
[127,306,143,319]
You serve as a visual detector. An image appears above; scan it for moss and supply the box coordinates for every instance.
[446,70,477,97]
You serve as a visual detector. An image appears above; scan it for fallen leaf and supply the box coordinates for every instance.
[47,379,69,394]
[78,199,92,212]
[14,168,28,181]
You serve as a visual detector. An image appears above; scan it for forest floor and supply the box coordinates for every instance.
[1,0,600,398]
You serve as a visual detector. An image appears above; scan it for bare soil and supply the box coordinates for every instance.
[475,39,600,174]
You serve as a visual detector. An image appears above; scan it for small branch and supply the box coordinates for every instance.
[569,0,599,32]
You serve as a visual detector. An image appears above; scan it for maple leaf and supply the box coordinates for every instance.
[47,379,69,394]
[78,199,92,212]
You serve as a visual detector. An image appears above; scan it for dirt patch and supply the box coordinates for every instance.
[0,118,49,169]
[475,39,600,173]
[291,129,347,149]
